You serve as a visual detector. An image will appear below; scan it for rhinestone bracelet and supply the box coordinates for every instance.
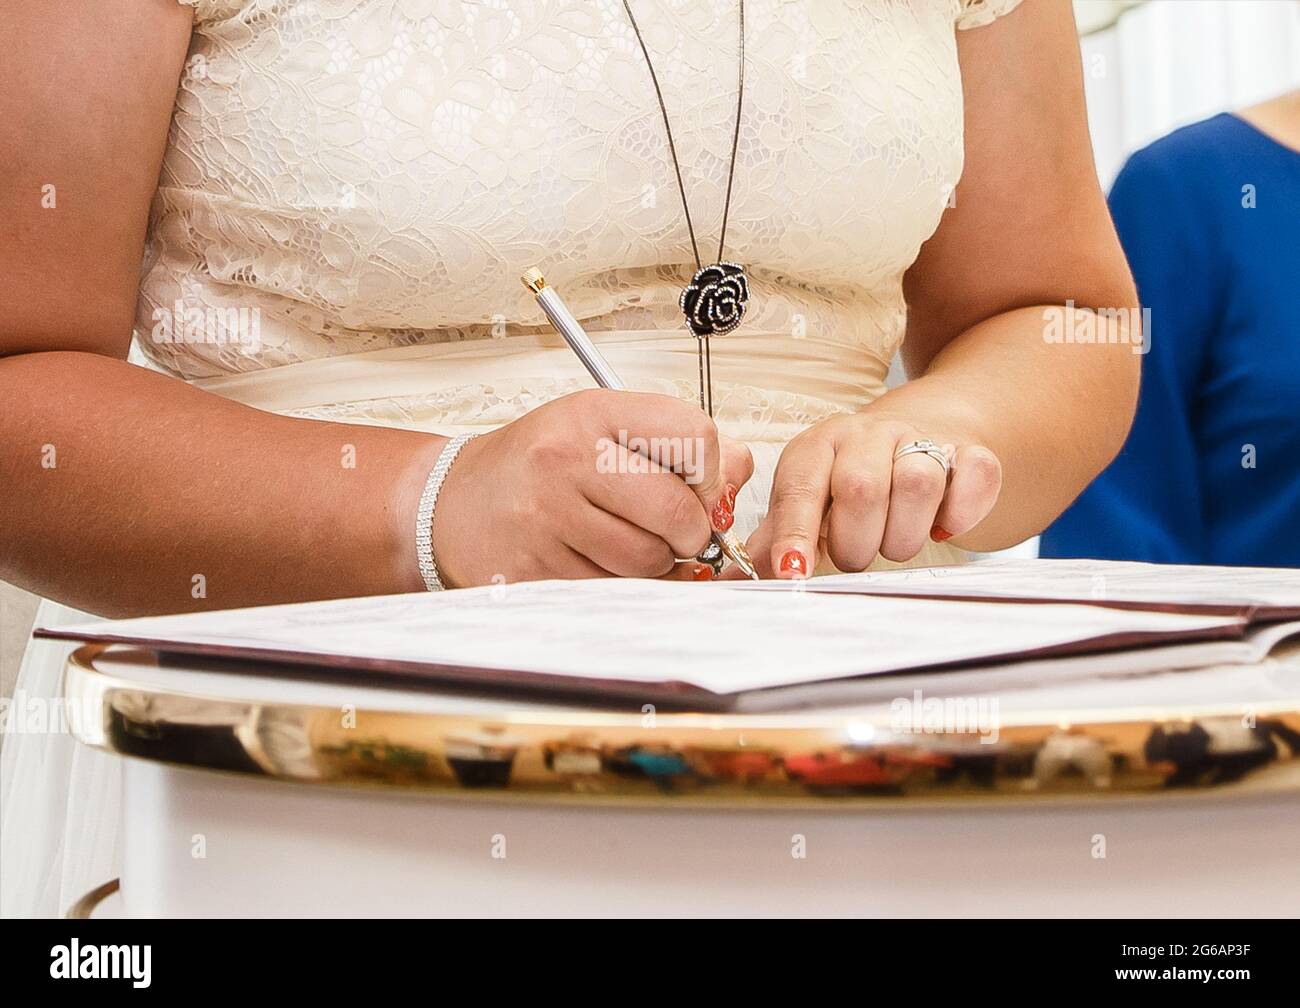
[414,433,476,591]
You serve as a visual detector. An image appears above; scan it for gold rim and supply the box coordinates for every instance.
[65,645,1300,808]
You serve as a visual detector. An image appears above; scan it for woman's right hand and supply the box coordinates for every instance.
[431,390,754,586]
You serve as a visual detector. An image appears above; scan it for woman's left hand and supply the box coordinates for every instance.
[734,411,1003,578]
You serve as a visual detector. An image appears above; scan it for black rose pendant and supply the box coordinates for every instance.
[679,262,749,337]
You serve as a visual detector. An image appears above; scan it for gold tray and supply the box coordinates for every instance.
[66,644,1300,807]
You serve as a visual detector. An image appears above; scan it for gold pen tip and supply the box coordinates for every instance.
[520,267,546,293]
[716,530,760,580]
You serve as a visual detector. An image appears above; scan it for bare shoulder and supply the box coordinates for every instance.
[902,0,1133,373]
[1236,89,1300,153]
[0,0,194,360]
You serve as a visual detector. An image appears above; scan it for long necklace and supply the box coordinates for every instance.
[622,0,749,417]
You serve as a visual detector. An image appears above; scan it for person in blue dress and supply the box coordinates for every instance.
[1042,94,1300,566]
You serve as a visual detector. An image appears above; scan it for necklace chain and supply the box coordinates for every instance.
[621,0,746,270]
[622,1,748,417]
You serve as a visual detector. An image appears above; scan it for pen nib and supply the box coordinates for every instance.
[715,530,759,581]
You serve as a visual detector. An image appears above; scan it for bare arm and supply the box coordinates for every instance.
[741,0,1140,576]
[0,2,447,617]
[896,0,1141,549]
[0,350,452,617]
[1,1,747,616]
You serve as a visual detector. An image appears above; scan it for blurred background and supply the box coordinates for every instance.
[3,0,1300,703]
[1078,0,1300,186]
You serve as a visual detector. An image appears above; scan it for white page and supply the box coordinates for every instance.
[729,557,1300,612]
[733,620,1300,712]
[46,578,1244,697]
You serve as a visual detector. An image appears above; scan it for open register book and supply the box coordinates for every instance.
[38,559,1300,711]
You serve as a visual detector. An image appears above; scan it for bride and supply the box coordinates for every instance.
[1,0,1139,915]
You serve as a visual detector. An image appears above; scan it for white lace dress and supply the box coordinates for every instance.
[2,0,1023,917]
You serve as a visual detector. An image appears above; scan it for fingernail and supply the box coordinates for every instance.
[930,524,953,542]
[692,564,715,582]
[723,483,738,510]
[778,549,808,578]
[711,494,735,532]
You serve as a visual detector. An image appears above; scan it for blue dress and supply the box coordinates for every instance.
[1041,113,1300,566]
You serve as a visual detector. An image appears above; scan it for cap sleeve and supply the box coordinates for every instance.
[175,0,242,25]
[955,0,1026,30]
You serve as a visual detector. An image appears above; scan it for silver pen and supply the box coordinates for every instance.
[521,267,758,580]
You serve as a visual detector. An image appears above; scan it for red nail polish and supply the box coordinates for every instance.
[692,564,714,581]
[723,483,738,510]
[778,549,808,578]
[930,525,953,542]
[711,502,734,532]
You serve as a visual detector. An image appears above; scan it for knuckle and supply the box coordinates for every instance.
[964,447,1003,489]
[877,418,915,440]
[686,418,720,477]
[566,388,609,415]
[773,476,822,509]
[726,440,755,483]
[524,432,572,469]
[667,490,705,535]
[666,398,715,437]
[816,415,847,437]
[784,427,816,453]
[891,466,940,501]
[831,471,885,512]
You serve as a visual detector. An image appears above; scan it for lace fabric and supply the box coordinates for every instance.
[150,0,1022,406]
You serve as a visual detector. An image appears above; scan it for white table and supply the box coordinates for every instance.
[67,643,1300,917]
